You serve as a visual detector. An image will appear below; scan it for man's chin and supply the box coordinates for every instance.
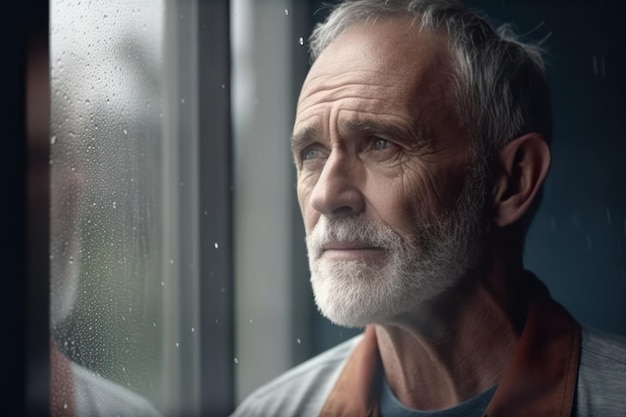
[310,270,397,328]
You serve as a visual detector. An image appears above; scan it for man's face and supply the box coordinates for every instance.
[293,19,489,327]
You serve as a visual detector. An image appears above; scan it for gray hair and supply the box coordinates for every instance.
[309,0,552,159]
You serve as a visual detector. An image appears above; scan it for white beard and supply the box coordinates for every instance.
[305,163,489,328]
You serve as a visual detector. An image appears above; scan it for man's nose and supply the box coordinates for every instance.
[309,151,365,217]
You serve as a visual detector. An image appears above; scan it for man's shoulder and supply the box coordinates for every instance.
[576,327,626,416]
[581,326,626,362]
[231,334,364,417]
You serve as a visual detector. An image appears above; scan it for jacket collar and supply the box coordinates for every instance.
[319,276,581,417]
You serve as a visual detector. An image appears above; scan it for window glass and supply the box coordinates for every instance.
[49,1,190,415]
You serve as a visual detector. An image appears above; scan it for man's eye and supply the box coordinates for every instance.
[372,138,391,150]
[303,147,323,161]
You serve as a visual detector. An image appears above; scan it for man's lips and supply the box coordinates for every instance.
[321,241,375,251]
[319,241,384,260]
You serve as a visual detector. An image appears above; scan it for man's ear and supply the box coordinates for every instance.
[491,133,551,227]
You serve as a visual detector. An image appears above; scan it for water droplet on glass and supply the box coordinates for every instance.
[176,342,180,348]
[299,37,304,45]
[51,135,57,144]
[221,84,225,89]
[69,256,74,265]
[234,357,238,364]
[191,327,195,333]
[112,201,117,209]
[123,129,128,135]
[153,322,157,327]
[221,287,225,293]
[284,9,289,15]
[181,98,185,104]
[214,242,219,249]
[249,319,253,324]
[296,338,301,344]
[64,403,68,409]
[161,281,165,287]
[85,99,90,106]
[170,259,174,264]
[204,211,208,216]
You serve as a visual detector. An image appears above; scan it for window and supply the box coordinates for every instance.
[48,1,232,415]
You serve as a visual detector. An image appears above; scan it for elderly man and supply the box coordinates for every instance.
[233,0,626,416]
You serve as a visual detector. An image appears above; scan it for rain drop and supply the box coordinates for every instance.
[64,403,68,410]
[161,281,165,287]
[181,98,185,104]
[170,259,174,264]
[284,9,289,15]
[69,256,74,265]
[191,327,195,333]
[153,322,157,327]
[51,135,57,144]
[296,338,301,344]
[123,129,128,135]
[234,357,239,364]
[214,242,219,249]
[299,37,304,45]
[112,201,117,209]
[249,319,253,324]
[85,99,90,106]
[176,342,180,348]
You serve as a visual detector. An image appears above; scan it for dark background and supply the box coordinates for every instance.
[307,0,626,354]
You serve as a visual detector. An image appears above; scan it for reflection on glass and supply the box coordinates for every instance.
[50,1,166,415]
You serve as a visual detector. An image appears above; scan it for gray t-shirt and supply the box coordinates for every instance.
[379,378,497,417]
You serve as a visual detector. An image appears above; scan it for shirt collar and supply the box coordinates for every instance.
[319,275,581,417]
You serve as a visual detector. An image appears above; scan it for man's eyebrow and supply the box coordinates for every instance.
[341,119,430,146]
[290,120,430,151]
[290,127,317,152]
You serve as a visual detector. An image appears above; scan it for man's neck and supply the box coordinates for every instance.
[375,255,532,411]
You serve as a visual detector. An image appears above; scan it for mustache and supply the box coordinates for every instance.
[305,216,405,258]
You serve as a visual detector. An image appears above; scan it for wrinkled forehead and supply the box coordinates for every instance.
[295,18,456,134]
[297,18,454,112]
